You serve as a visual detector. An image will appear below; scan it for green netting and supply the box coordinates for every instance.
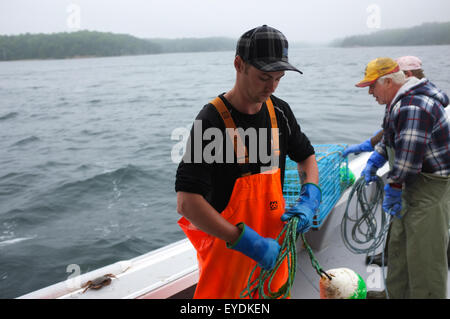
[283,144,354,229]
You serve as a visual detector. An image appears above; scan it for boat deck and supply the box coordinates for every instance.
[294,155,450,298]
[295,217,450,298]
[19,152,450,299]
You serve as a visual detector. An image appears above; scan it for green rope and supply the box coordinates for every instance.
[240,148,348,299]
[302,233,332,281]
[240,217,329,299]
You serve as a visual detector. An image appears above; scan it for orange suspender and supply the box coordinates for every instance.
[209,96,279,168]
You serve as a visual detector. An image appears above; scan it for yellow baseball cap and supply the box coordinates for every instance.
[355,57,400,87]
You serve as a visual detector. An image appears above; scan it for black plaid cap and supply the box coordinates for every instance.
[236,25,302,74]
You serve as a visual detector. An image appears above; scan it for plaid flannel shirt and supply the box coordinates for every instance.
[375,78,450,185]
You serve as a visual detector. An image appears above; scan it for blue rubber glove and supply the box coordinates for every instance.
[281,183,322,233]
[342,139,374,157]
[361,151,387,184]
[228,223,280,271]
[383,184,402,218]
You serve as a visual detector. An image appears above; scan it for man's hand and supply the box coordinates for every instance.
[361,151,387,184]
[383,184,402,218]
[281,183,321,233]
[228,223,280,270]
[342,139,374,157]
[342,130,383,157]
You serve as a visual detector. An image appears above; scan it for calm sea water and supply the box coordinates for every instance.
[1,46,449,298]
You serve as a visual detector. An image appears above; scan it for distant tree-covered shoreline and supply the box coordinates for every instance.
[0,30,236,61]
[0,31,163,61]
[1,22,449,61]
[333,22,450,47]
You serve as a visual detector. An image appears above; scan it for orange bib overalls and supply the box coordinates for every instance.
[178,96,288,299]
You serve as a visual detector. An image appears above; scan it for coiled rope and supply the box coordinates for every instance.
[340,175,393,297]
[240,217,330,299]
[341,176,389,256]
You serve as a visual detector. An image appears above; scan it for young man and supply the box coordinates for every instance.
[175,25,320,298]
[355,57,450,299]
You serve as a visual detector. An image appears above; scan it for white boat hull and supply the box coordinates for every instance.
[19,152,450,299]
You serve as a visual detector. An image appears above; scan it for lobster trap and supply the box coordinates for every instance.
[283,144,353,229]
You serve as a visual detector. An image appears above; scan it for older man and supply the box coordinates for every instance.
[344,56,450,269]
[343,56,427,159]
[356,57,450,298]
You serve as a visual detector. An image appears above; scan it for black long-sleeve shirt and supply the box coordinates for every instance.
[175,94,314,213]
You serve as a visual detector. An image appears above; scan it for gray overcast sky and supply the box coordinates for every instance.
[1,0,449,43]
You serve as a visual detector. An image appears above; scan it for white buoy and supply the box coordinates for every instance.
[319,267,367,299]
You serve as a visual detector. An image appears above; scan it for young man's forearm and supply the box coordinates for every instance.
[177,191,240,244]
[297,154,319,185]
